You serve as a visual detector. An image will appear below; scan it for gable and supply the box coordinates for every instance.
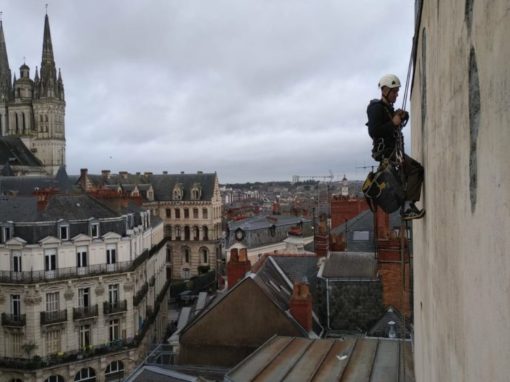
[38,236,61,245]
[180,278,303,347]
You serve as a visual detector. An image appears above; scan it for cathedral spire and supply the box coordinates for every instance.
[38,13,59,99]
[0,19,12,101]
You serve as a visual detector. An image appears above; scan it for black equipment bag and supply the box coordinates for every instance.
[362,163,405,213]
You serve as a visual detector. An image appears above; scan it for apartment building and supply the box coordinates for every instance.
[0,193,169,382]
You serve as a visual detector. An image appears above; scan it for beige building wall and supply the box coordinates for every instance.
[411,1,510,381]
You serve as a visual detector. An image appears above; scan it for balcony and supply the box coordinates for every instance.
[73,304,99,320]
[133,282,148,307]
[40,310,67,325]
[103,300,127,315]
[0,237,169,284]
[1,313,26,327]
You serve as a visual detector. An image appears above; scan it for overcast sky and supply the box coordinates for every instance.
[2,0,415,183]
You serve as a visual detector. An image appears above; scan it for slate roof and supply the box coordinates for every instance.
[125,365,203,382]
[319,252,378,280]
[270,255,319,298]
[367,306,411,339]
[180,255,323,339]
[229,215,309,231]
[226,336,415,382]
[0,194,120,222]
[0,136,43,167]
[330,209,402,252]
[82,172,218,202]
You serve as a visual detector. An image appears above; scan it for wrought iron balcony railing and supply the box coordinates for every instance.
[73,304,99,320]
[103,300,127,315]
[40,310,67,325]
[1,313,26,327]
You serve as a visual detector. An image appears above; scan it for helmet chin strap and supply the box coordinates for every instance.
[381,88,394,105]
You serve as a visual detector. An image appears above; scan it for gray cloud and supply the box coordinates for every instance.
[3,0,414,183]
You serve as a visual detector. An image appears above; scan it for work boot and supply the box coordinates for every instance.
[402,202,425,220]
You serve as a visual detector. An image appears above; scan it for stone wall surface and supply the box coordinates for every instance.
[411,1,510,381]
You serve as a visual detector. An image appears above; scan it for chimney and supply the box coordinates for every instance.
[34,188,58,211]
[289,281,313,332]
[101,169,111,180]
[163,171,168,175]
[79,168,88,191]
[144,172,153,179]
[119,171,129,180]
[375,208,390,240]
[227,248,251,289]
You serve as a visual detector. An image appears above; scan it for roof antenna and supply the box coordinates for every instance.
[45,4,48,15]
[1,11,3,22]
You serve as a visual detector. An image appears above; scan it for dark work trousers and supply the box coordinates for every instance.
[402,154,424,202]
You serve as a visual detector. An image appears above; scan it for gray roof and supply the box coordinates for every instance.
[83,172,218,202]
[271,255,319,298]
[330,209,402,252]
[320,252,378,280]
[0,194,120,223]
[0,137,43,167]
[125,365,201,382]
[367,306,411,339]
[229,215,309,231]
[226,336,415,382]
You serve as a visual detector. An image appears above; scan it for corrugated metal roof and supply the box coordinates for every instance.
[226,336,415,382]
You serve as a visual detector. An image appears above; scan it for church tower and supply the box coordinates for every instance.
[0,13,65,176]
[31,14,66,175]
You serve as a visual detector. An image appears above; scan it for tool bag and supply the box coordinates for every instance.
[362,162,405,213]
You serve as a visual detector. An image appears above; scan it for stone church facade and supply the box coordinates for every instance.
[0,15,66,175]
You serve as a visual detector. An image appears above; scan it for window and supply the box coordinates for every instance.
[182,268,191,279]
[175,226,181,240]
[183,247,190,264]
[90,222,99,238]
[184,226,190,240]
[165,225,172,238]
[173,185,183,200]
[76,246,88,274]
[193,208,199,219]
[106,244,117,271]
[203,226,209,241]
[202,208,208,219]
[11,294,21,316]
[109,319,120,343]
[74,367,96,382]
[166,245,172,263]
[1,225,12,243]
[9,333,22,357]
[201,248,208,264]
[59,224,69,240]
[46,329,61,354]
[78,288,90,308]
[44,376,64,382]
[79,325,91,350]
[175,208,181,219]
[105,360,124,382]
[191,187,201,200]
[193,226,199,240]
[165,208,171,218]
[108,284,119,304]
[46,292,59,312]
[44,249,57,273]
[184,208,189,218]
[12,251,22,273]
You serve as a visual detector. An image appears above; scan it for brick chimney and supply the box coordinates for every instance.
[34,188,58,211]
[289,281,313,332]
[375,208,390,240]
[119,171,129,180]
[79,168,88,191]
[101,169,111,180]
[227,248,251,289]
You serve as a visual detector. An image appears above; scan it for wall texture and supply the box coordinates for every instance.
[411,1,510,381]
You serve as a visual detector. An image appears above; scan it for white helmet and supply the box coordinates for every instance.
[378,74,401,89]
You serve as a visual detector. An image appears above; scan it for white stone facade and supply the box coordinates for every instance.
[0,201,169,382]
[411,1,510,381]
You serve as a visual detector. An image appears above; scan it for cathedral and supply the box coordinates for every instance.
[0,14,65,176]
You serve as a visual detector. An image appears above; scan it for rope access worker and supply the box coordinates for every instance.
[366,74,425,220]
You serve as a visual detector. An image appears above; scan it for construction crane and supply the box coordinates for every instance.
[292,170,335,183]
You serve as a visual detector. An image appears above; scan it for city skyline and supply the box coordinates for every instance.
[1,0,414,183]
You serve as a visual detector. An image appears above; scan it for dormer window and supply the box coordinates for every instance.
[191,183,202,200]
[0,223,13,243]
[173,184,183,200]
[58,222,69,241]
[90,221,100,238]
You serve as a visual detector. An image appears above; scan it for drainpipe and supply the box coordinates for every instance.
[326,278,331,330]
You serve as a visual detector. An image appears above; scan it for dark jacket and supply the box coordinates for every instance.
[366,99,398,159]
